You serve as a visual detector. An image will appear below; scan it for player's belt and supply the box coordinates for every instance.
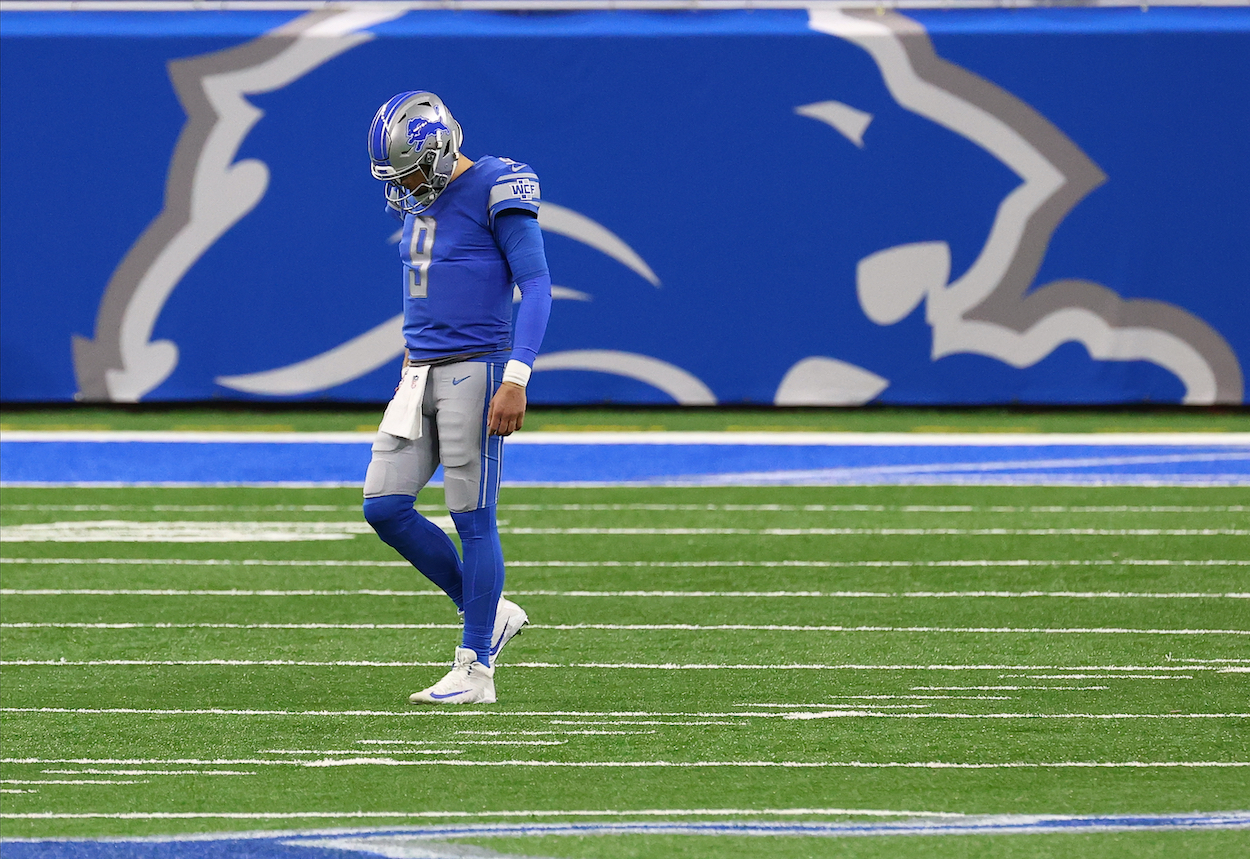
[405,349,493,367]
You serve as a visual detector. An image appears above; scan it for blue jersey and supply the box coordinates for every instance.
[395,156,541,363]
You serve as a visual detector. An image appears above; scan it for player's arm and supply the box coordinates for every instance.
[488,208,552,436]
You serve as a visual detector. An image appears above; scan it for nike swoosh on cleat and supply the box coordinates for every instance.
[491,625,523,656]
[430,690,468,699]
[451,376,471,385]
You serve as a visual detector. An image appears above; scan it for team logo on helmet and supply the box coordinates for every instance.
[406,116,446,149]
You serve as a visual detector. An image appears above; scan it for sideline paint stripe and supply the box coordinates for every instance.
[2,814,1247,839]
[0,662,1235,673]
[3,712,1245,722]
[5,622,1247,635]
[6,523,1247,539]
[6,431,1248,446]
[2,814,1248,840]
[3,705,1240,718]
[0,807,969,828]
[5,584,1248,599]
[7,555,1249,570]
[3,659,1245,673]
[2,758,1247,769]
[5,503,1248,513]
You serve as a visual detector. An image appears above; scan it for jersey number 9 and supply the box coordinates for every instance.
[405,216,437,299]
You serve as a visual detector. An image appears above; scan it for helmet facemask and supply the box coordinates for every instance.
[369,92,462,215]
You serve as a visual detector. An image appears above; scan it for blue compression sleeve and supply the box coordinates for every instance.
[493,211,552,367]
[450,506,505,666]
[362,495,464,609]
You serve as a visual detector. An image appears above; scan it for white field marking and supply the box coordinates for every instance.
[780,712,1247,721]
[0,557,413,568]
[352,740,569,747]
[1169,658,1250,663]
[0,663,1234,676]
[8,698,1238,718]
[2,659,1237,670]
[0,520,379,543]
[453,731,657,736]
[0,789,36,794]
[7,622,1246,636]
[8,430,1247,445]
[3,758,1246,772]
[549,720,742,726]
[830,695,1016,700]
[0,806,974,825]
[493,503,1250,514]
[0,504,356,512]
[8,557,1250,571]
[7,522,1247,541]
[42,775,256,780]
[5,583,1248,600]
[739,703,932,709]
[915,690,1110,695]
[500,526,1250,536]
[258,750,464,756]
[0,778,149,785]
[999,674,1192,680]
[7,502,1245,513]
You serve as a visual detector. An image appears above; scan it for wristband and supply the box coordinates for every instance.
[502,359,532,388]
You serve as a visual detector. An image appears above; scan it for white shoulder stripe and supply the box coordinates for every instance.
[490,177,541,210]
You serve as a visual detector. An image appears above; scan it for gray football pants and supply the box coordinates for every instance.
[363,360,504,512]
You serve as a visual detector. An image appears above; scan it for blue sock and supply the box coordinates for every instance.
[450,506,505,666]
[363,494,463,610]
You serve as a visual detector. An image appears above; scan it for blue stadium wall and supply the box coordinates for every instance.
[2,6,1248,406]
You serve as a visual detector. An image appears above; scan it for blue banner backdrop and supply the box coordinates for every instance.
[2,7,1247,405]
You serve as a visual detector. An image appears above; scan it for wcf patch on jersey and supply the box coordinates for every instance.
[509,178,538,200]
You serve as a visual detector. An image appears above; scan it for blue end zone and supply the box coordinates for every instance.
[0,434,1247,487]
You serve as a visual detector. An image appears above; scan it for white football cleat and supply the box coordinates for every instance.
[490,597,529,661]
[409,647,495,705]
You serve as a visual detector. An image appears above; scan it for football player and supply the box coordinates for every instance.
[361,91,552,704]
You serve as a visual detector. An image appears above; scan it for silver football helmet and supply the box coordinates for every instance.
[368,91,463,215]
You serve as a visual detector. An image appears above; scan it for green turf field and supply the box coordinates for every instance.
[3,404,1248,434]
[1,483,1246,855]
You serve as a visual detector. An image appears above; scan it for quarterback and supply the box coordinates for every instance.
[361,91,552,704]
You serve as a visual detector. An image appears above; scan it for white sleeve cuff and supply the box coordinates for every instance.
[502,359,532,388]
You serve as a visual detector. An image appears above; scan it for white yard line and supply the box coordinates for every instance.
[5,622,1246,635]
[1168,658,1250,663]
[353,740,568,746]
[0,778,149,785]
[4,524,1248,541]
[452,731,656,736]
[1,660,1242,671]
[42,775,256,780]
[915,690,1110,695]
[0,806,972,823]
[0,703,1236,718]
[820,695,1018,701]
[258,750,465,756]
[6,430,1248,445]
[2,758,1246,770]
[500,527,1250,536]
[4,582,1247,599]
[6,503,1245,513]
[9,625,1250,637]
[997,674,1193,680]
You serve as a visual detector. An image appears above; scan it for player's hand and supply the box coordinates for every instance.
[487,382,527,436]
